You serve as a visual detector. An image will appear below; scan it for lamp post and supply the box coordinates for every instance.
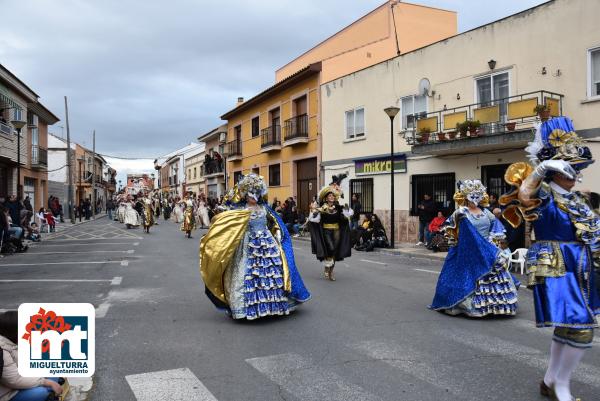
[384,106,400,249]
[118,180,122,192]
[11,119,26,199]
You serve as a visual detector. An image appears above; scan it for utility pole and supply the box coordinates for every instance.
[92,130,96,220]
[64,96,75,224]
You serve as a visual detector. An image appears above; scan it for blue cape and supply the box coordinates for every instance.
[430,218,499,310]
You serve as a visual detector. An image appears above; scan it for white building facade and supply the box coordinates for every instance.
[320,0,600,244]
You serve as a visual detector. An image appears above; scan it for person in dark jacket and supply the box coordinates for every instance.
[416,193,436,246]
[4,196,22,228]
[350,193,362,230]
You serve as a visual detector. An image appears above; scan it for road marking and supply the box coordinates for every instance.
[0,261,131,267]
[413,268,440,274]
[360,259,387,265]
[246,353,382,401]
[353,340,476,401]
[95,302,111,318]
[21,250,137,255]
[127,249,135,254]
[0,277,122,285]
[126,368,218,401]
[42,236,144,241]
[34,242,140,247]
[121,260,129,267]
[133,242,139,246]
[446,329,600,388]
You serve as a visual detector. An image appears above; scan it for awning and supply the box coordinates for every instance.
[0,89,23,111]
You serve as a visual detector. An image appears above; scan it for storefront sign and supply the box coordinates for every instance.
[355,155,407,176]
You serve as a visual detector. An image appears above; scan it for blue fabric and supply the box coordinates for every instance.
[11,378,59,401]
[266,206,311,303]
[540,117,575,147]
[430,218,500,310]
[530,192,600,328]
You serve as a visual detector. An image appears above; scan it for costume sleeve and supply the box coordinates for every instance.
[307,211,321,223]
[442,207,467,245]
[486,209,506,244]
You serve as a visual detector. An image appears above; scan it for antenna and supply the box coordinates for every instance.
[418,78,431,97]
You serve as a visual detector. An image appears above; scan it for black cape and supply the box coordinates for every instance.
[308,217,352,261]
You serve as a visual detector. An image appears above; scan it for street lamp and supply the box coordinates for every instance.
[384,106,400,249]
[118,180,122,192]
[11,118,26,199]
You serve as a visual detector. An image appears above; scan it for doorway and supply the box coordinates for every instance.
[296,158,317,214]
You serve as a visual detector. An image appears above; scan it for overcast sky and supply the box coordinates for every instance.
[0,0,548,180]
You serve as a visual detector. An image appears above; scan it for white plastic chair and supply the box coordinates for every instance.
[510,248,528,275]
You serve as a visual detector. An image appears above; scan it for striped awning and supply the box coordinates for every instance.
[0,90,23,111]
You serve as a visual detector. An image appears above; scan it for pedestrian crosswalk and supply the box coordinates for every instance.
[124,326,600,401]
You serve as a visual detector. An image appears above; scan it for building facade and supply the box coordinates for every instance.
[126,173,153,196]
[0,64,59,209]
[155,143,204,198]
[47,133,75,206]
[198,124,227,200]
[222,65,321,212]
[320,0,600,244]
[185,149,205,196]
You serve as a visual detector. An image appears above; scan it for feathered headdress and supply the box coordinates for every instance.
[525,116,594,171]
[453,179,489,207]
[229,173,268,203]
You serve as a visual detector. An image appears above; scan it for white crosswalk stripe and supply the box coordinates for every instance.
[352,340,477,401]
[126,368,218,401]
[246,353,383,401]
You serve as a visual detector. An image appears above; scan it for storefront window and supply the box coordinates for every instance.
[410,173,455,215]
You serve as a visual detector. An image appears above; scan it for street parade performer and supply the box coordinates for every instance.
[308,175,353,281]
[181,192,196,238]
[499,116,600,401]
[200,173,310,320]
[124,197,140,229]
[430,179,519,317]
[142,195,155,234]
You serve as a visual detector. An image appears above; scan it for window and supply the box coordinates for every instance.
[401,95,427,130]
[233,171,243,185]
[350,178,373,214]
[27,112,38,127]
[481,164,511,200]
[475,72,509,121]
[589,47,600,98]
[345,107,365,139]
[410,173,455,216]
[234,125,242,141]
[188,169,191,180]
[268,164,281,186]
[12,108,22,122]
[251,117,260,138]
[193,167,197,179]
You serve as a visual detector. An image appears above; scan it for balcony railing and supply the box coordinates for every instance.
[404,90,563,147]
[31,145,48,168]
[283,114,309,142]
[261,125,281,149]
[203,159,224,176]
[227,139,242,157]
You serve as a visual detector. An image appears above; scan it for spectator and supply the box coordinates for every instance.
[84,199,92,220]
[0,311,64,400]
[274,200,283,215]
[38,208,55,232]
[416,194,436,246]
[28,222,41,242]
[487,193,502,217]
[4,196,22,228]
[23,196,33,213]
[426,211,446,249]
[270,197,279,211]
[106,197,115,221]
[355,214,388,251]
[350,193,361,230]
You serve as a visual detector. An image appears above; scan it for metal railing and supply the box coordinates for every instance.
[283,114,308,141]
[404,90,564,146]
[31,145,48,167]
[227,139,242,156]
[203,160,224,175]
[261,125,281,148]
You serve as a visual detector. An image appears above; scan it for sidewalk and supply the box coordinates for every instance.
[40,213,108,239]
[293,236,446,262]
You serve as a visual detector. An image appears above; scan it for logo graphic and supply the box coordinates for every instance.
[18,303,95,377]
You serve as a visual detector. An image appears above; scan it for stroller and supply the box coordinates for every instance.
[428,231,449,252]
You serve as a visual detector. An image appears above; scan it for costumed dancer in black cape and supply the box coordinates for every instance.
[308,175,353,281]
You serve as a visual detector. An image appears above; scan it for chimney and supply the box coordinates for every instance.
[236,97,244,106]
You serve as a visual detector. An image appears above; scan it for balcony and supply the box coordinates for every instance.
[283,114,309,146]
[227,139,242,161]
[260,125,281,152]
[30,145,48,169]
[202,159,224,178]
[404,90,563,156]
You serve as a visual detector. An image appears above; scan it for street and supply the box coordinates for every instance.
[1,217,599,401]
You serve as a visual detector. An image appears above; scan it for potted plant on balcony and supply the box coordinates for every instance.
[417,127,431,143]
[468,120,481,137]
[505,121,516,131]
[534,104,551,121]
[456,122,468,138]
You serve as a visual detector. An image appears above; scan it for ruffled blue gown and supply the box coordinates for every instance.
[430,208,519,317]
[224,207,291,320]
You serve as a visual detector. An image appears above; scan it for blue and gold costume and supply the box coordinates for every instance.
[430,180,519,317]
[200,174,310,320]
[501,116,598,400]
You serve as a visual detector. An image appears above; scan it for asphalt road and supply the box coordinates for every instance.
[1,217,599,401]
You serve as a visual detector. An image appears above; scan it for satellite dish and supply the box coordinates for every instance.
[418,78,431,97]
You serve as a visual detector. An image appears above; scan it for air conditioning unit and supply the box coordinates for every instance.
[219,132,226,143]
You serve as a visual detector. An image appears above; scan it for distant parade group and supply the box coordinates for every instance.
[107,116,598,401]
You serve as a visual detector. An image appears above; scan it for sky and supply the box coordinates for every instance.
[0,0,548,182]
